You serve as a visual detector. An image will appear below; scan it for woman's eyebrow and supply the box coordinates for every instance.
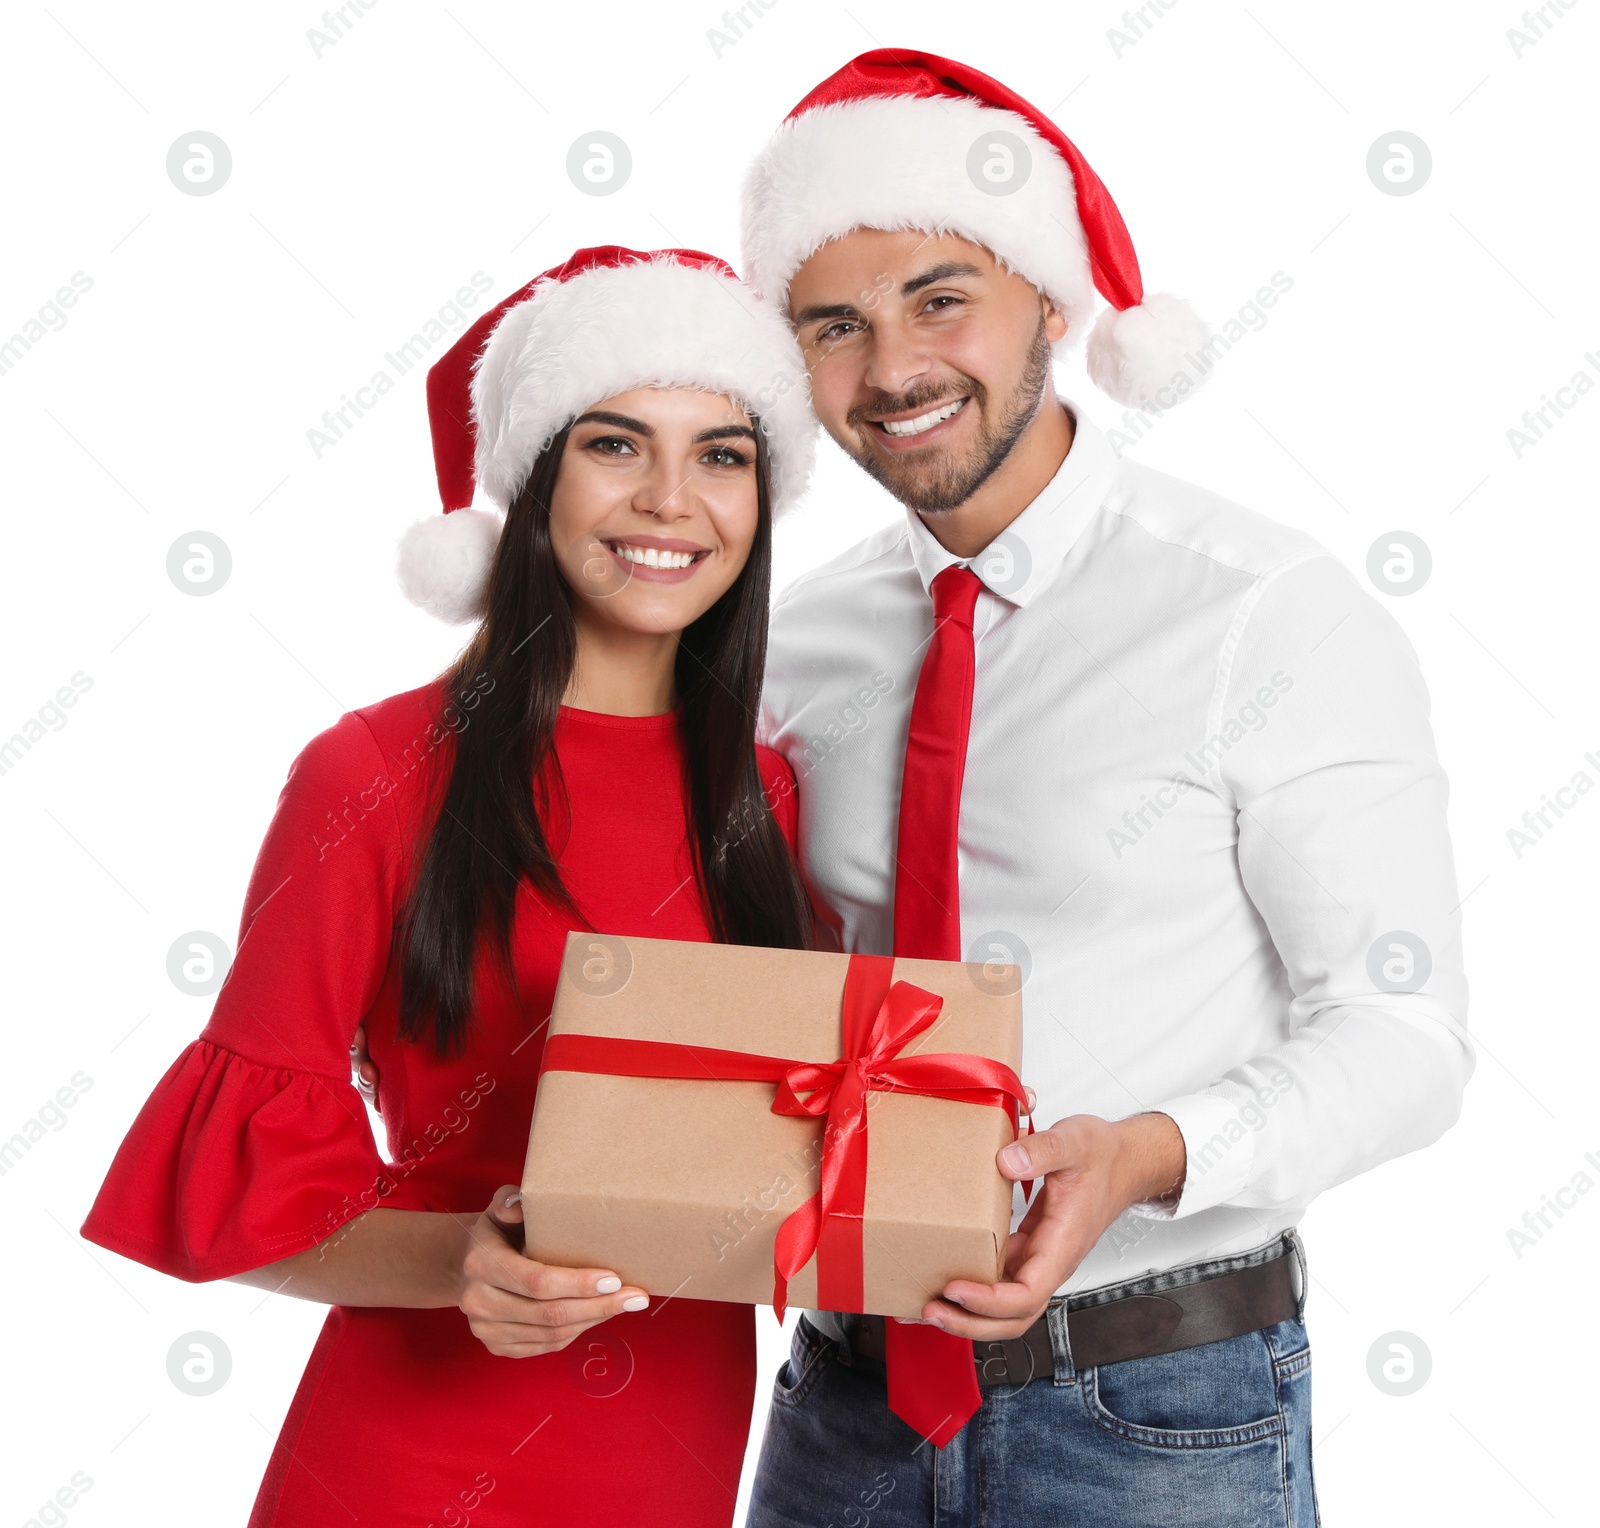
[572,409,653,435]
[693,424,757,443]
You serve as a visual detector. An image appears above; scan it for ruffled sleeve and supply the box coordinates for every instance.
[80,708,428,1281]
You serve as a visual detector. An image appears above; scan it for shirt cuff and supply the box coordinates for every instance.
[1125,1090,1258,1221]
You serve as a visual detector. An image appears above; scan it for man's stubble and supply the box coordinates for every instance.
[843,312,1053,515]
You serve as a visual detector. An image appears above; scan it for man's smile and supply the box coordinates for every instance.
[865,395,971,450]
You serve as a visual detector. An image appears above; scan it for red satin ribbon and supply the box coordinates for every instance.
[538,953,1030,1318]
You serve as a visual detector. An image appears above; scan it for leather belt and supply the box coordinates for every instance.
[836,1249,1300,1386]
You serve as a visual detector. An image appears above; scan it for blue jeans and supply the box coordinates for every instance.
[747,1231,1319,1528]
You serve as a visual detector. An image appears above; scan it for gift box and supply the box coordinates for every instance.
[520,932,1026,1319]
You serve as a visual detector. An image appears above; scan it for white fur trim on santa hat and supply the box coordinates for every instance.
[741,94,1214,411]
[395,506,503,625]
[471,255,816,518]
[1086,291,1213,409]
[740,94,1097,343]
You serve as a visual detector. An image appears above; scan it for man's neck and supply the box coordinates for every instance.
[917,395,1074,560]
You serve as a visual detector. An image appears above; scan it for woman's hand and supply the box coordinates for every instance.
[350,1022,380,1113]
[458,1186,650,1357]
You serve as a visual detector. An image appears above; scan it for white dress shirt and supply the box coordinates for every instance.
[758,400,1476,1298]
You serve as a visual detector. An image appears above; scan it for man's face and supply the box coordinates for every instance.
[786,229,1067,513]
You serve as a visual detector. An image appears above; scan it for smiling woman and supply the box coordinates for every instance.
[555,391,763,609]
[79,245,819,1528]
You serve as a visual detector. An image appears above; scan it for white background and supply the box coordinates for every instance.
[2,1,1596,1523]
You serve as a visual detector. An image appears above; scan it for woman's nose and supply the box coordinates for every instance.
[632,463,696,519]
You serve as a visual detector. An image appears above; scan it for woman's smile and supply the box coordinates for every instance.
[601,533,714,582]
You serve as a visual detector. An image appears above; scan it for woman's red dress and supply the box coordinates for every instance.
[80,680,799,1527]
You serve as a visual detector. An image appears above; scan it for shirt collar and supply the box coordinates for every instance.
[903,399,1120,608]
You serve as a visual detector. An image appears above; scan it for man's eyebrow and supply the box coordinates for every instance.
[572,409,653,435]
[794,261,986,326]
[792,301,859,327]
[901,260,984,297]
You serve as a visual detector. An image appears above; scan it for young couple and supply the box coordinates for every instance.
[83,48,1473,1528]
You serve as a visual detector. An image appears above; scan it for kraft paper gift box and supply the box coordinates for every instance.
[520,932,1026,1320]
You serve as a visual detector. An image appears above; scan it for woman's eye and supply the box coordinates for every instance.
[703,446,750,468]
[587,435,636,456]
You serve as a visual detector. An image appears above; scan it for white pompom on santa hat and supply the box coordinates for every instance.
[740,49,1210,411]
[396,245,817,624]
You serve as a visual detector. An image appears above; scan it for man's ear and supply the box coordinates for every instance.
[1042,297,1069,344]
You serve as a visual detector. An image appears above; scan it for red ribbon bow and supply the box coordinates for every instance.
[538,953,1031,1317]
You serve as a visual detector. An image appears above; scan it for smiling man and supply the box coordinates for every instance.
[793,237,1067,525]
[741,50,1475,1527]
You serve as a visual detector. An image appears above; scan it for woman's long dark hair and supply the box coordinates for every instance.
[396,417,811,1057]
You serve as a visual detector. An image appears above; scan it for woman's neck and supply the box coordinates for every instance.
[563,613,680,716]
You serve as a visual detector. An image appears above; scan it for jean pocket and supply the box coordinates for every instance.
[771,1319,835,1409]
[1264,1315,1312,1380]
[1083,1326,1287,1450]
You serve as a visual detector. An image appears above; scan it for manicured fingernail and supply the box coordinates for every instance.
[925,1315,944,1330]
[1001,1142,1032,1174]
[503,1190,522,1207]
[622,1295,649,1311]
[595,1276,621,1294]
[945,1290,967,1307]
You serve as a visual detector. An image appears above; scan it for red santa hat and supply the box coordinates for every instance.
[740,49,1209,411]
[397,245,816,624]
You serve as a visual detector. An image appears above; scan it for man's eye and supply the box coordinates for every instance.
[924,295,962,313]
[816,319,861,344]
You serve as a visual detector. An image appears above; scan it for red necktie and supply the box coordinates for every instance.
[884,562,985,1448]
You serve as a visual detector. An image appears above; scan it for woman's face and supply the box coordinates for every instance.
[548,387,761,636]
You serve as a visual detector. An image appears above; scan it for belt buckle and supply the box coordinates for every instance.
[972,1333,1040,1388]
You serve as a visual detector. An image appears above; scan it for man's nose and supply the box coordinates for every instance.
[861,322,934,398]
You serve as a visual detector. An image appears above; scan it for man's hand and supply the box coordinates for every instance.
[920,1111,1187,1341]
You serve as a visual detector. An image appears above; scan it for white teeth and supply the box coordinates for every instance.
[882,398,967,437]
[611,543,698,569]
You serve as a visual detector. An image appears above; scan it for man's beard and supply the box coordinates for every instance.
[844,314,1053,514]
